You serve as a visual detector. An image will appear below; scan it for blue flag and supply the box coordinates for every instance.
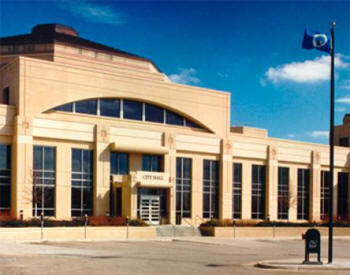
[302,29,331,53]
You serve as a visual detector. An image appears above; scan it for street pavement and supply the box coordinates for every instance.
[0,237,349,274]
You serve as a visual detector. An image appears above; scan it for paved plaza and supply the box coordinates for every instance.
[0,237,349,274]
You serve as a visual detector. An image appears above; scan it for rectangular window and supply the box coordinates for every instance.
[116,187,122,217]
[142,154,161,172]
[71,149,93,217]
[166,110,184,126]
[75,100,97,115]
[278,167,289,220]
[100,99,120,118]
[0,144,11,211]
[320,171,330,220]
[297,168,310,220]
[232,163,242,219]
[176,158,192,218]
[145,104,164,123]
[203,160,219,218]
[338,172,349,220]
[33,146,56,217]
[110,152,129,175]
[123,100,142,120]
[1,87,9,105]
[252,165,266,219]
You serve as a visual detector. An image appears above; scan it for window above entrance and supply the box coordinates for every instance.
[51,98,205,130]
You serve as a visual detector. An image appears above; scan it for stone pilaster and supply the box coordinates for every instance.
[12,116,33,219]
[289,166,298,221]
[163,132,176,224]
[267,145,278,221]
[192,155,203,223]
[241,162,252,219]
[93,124,110,216]
[310,151,321,222]
[55,143,72,219]
[220,139,233,219]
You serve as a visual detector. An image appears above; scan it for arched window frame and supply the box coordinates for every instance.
[52,98,206,130]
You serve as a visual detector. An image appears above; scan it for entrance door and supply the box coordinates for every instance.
[140,195,160,225]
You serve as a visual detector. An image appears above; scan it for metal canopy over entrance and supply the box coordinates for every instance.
[139,195,160,225]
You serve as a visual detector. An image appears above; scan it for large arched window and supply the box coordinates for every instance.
[52,98,205,130]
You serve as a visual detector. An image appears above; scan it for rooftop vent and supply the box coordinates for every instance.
[31,24,78,37]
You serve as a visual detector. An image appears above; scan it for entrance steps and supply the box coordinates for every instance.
[155,225,202,237]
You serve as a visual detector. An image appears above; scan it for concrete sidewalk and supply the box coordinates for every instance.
[256,258,350,271]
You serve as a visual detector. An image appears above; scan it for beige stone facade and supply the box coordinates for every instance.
[0,24,349,225]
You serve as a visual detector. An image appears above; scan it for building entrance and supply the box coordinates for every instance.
[139,195,160,225]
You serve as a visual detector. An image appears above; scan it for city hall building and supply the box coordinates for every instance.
[0,24,349,225]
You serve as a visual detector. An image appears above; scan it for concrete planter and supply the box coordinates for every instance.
[206,226,350,238]
[0,226,156,241]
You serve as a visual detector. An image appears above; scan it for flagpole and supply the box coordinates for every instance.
[328,21,336,264]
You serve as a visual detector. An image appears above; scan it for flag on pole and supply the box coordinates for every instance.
[302,29,331,53]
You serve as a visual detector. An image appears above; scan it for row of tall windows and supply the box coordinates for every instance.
[53,98,203,129]
[1,144,349,220]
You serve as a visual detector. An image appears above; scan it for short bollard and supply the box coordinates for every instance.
[272,221,276,238]
[126,216,129,239]
[40,212,44,240]
[302,228,322,264]
[84,214,88,239]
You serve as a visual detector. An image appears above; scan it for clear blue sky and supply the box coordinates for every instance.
[1,0,349,144]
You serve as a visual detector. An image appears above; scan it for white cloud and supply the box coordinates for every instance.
[168,68,200,85]
[265,55,348,84]
[57,0,124,25]
[336,96,350,104]
[307,131,329,138]
[340,79,350,90]
[287,134,296,138]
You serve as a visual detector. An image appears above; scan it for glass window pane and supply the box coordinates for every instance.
[176,158,182,178]
[0,185,10,208]
[83,187,93,209]
[44,187,55,208]
[183,192,191,212]
[83,150,92,173]
[185,119,201,128]
[34,146,43,170]
[75,100,97,115]
[145,104,164,123]
[183,158,191,178]
[142,155,151,171]
[123,100,142,120]
[54,103,73,112]
[118,153,129,174]
[0,145,10,170]
[72,149,82,172]
[71,187,81,209]
[110,153,117,174]
[166,110,184,126]
[203,160,210,180]
[100,99,120,118]
[44,147,55,171]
